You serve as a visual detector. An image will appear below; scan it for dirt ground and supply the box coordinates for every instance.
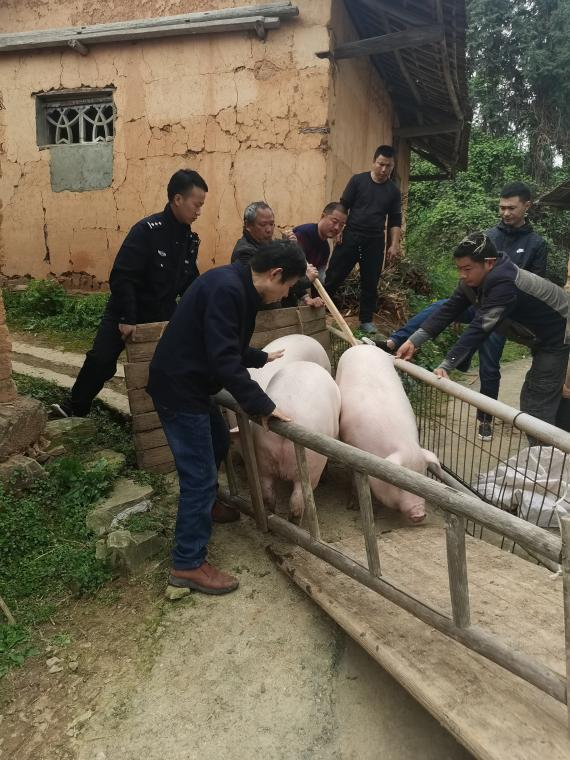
[0,460,472,760]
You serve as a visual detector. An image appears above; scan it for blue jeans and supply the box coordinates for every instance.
[389,299,507,420]
[156,400,230,570]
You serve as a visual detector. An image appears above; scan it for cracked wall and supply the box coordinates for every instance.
[326,0,410,207]
[0,0,406,286]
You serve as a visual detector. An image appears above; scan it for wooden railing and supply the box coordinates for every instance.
[215,388,570,726]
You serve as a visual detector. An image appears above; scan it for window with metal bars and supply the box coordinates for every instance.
[35,88,116,147]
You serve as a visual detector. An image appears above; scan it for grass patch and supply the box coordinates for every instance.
[3,279,107,352]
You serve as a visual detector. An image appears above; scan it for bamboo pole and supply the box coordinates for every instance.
[237,411,268,532]
[293,443,321,540]
[560,516,570,732]
[216,391,562,564]
[353,471,381,577]
[313,279,359,347]
[445,513,471,628]
[0,595,15,625]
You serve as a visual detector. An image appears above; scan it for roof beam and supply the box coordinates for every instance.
[0,3,297,53]
[357,0,429,27]
[394,120,461,139]
[317,25,444,61]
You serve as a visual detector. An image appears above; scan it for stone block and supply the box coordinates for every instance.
[86,477,154,536]
[45,417,96,448]
[0,396,46,460]
[89,449,127,475]
[107,529,166,576]
[0,454,46,490]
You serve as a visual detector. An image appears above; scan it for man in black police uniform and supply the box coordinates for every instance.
[55,169,207,418]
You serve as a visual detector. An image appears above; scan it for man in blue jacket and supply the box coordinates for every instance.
[147,240,307,595]
[383,182,547,440]
[396,233,568,432]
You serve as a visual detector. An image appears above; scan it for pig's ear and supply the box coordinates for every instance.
[422,448,442,476]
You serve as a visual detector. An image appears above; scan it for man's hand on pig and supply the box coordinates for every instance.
[395,340,417,361]
[261,407,292,431]
[267,349,285,363]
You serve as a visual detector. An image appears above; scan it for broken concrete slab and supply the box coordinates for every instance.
[45,417,96,448]
[86,478,154,536]
[107,529,166,576]
[0,396,47,461]
[0,453,46,489]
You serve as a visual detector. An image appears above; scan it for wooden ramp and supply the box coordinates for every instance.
[270,523,570,760]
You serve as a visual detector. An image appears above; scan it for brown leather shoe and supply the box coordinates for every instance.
[169,562,239,595]
[212,500,240,524]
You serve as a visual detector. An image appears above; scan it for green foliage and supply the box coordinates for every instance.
[3,282,108,349]
[0,625,40,677]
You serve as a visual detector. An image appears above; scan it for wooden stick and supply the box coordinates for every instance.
[353,471,381,577]
[0,594,15,625]
[294,443,321,540]
[445,513,471,628]
[215,390,562,564]
[560,516,570,731]
[313,279,359,347]
[237,411,268,532]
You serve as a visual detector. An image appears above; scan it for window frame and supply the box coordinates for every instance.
[34,87,116,149]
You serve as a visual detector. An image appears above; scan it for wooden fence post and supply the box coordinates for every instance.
[445,513,471,628]
[237,411,268,532]
[293,443,321,540]
[353,471,381,577]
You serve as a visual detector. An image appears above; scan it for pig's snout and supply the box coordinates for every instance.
[406,504,427,524]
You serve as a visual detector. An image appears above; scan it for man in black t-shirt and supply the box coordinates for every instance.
[324,145,402,333]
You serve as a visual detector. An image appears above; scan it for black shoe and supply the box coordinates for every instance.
[478,422,493,441]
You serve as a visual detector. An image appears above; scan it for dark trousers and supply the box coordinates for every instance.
[325,229,385,323]
[70,312,125,416]
[155,401,230,570]
[520,347,570,434]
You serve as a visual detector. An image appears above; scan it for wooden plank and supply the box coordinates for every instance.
[136,445,174,469]
[124,361,149,391]
[294,443,320,540]
[353,471,381,577]
[130,322,168,344]
[0,15,283,52]
[128,388,155,415]
[125,341,159,363]
[250,324,299,349]
[395,120,460,139]
[317,25,444,61]
[135,427,168,450]
[254,307,299,332]
[272,535,570,760]
[445,513,471,628]
[132,411,161,433]
[302,319,327,337]
[298,305,326,324]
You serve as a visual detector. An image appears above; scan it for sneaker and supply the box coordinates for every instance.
[478,422,493,441]
[359,322,377,335]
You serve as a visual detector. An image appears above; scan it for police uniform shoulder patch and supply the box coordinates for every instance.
[146,219,164,229]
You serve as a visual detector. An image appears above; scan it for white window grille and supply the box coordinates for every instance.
[35,88,116,147]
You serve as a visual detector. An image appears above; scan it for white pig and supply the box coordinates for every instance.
[252,360,340,520]
[251,333,331,391]
[336,345,441,523]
